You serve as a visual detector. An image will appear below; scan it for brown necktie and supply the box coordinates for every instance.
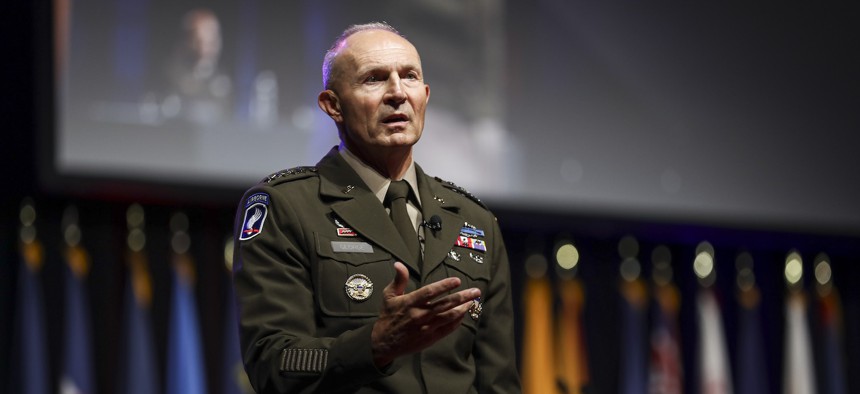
[384,180,421,266]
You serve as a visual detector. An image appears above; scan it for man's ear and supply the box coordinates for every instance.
[318,90,342,122]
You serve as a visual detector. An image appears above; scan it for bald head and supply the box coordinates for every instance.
[316,23,430,178]
[322,22,408,90]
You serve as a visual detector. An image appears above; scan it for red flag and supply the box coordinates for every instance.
[649,282,682,394]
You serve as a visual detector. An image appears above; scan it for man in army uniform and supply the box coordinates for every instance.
[233,22,521,393]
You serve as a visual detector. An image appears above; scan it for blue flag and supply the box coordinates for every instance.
[816,290,847,394]
[223,276,252,394]
[619,279,648,394]
[119,251,159,394]
[14,243,49,394]
[60,246,96,394]
[736,288,769,394]
[166,254,207,394]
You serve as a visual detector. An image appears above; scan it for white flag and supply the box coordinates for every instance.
[783,292,816,394]
[697,289,733,394]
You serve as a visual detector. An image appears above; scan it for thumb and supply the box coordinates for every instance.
[384,261,409,298]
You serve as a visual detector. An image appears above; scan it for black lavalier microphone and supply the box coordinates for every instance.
[424,215,443,231]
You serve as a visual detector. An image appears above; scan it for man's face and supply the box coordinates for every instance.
[324,30,430,155]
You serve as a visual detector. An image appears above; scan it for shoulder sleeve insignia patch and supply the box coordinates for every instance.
[434,177,489,210]
[239,192,270,241]
[261,166,318,184]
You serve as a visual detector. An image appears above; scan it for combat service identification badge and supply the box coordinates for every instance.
[239,193,269,241]
[345,274,373,302]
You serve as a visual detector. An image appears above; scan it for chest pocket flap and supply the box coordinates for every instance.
[314,233,394,317]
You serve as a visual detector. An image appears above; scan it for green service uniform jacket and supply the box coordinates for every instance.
[233,147,521,393]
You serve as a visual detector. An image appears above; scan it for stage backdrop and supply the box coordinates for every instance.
[51,1,860,233]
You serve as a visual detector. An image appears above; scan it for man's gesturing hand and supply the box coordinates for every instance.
[370,262,480,368]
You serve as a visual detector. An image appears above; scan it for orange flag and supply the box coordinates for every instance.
[522,276,556,394]
[556,277,589,394]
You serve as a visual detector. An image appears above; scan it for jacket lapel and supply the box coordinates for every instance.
[317,148,418,274]
[416,165,463,278]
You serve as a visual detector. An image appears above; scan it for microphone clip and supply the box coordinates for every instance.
[423,215,443,232]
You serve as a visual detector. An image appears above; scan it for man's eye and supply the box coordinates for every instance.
[405,73,419,80]
[364,75,379,83]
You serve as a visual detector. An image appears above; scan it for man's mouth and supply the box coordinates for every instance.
[382,114,409,124]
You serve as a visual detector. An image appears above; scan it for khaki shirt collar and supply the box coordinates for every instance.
[338,145,422,208]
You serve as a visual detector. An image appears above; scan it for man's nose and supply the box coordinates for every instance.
[383,74,407,105]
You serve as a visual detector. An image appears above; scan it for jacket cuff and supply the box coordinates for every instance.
[328,323,402,383]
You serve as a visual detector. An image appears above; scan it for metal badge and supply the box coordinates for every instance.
[448,250,461,262]
[333,216,358,237]
[468,298,483,321]
[345,274,373,301]
[342,185,355,194]
[469,252,484,264]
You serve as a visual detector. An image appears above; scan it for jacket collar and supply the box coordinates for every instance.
[316,147,466,279]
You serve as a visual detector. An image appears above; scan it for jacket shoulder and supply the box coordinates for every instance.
[259,166,319,186]
[433,176,489,211]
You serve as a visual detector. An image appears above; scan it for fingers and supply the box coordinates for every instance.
[435,296,474,320]
[384,261,410,299]
[382,262,479,323]
[404,276,463,305]
[421,300,471,339]
[427,287,481,314]
[431,306,470,334]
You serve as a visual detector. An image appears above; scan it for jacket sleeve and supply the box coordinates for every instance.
[232,185,397,393]
[474,217,523,393]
